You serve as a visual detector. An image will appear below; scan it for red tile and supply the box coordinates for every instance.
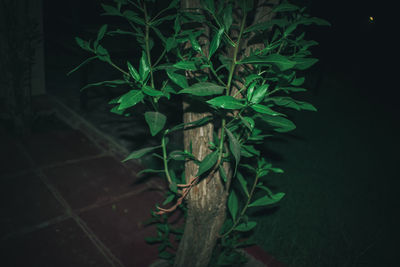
[79,190,165,266]
[0,172,64,238]
[1,219,111,267]
[43,156,151,209]
[23,129,102,166]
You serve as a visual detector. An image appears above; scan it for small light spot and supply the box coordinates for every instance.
[369,16,374,22]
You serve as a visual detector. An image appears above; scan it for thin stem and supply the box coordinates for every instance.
[222,173,260,238]
[109,60,129,76]
[143,1,155,89]
[153,48,167,68]
[162,134,173,185]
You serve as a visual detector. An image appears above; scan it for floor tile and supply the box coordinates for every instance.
[79,189,165,266]
[1,219,112,267]
[0,172,64,239]
[23,129,102,167]
[43,156,149,210]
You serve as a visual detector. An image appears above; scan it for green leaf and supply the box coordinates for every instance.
[117,90,144,110]
[244,19,288,33]
[173,60,197,71]
[203,0,215,13]
[290,77,305,86]
[123,10,145,25]
[258,115,296,133]
[209,28,225,59]
[251,104,283,116]
[238,54,296,71]
[144,111,167,136]
[166,69,188,88]
[142,85,164,97]
[219,165,227,182]
[293,57,319,70]
[96,24,108,43]
[101,4,121,16]
[75,37,91,52]
[234,221,257,232]
[145,236,162,244]
[96,45,110,63]
[162,194,175,205]
[225,128,240,172]
[166,37,177,52]
[178,82,224,96]
[127,61,140,81]
[137,168,165,176]
[207,96,245,110]
[268,97,317,111]
[248,192,285,207]
[228,190,239,221]
[189,33,202,54]
[122,145,161,162]
[240,116,255,131]
[139,51,150,81]
[240,145,260,158]
[67,56,97,76]
[250,84,269,104]
[273,2,300,12]
[196,150,219,177]
[222,4,233,31]
[237,172,249,197]
[80,79,126,91]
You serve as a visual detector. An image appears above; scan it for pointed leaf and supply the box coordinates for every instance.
[96,24,108,42]
[72,29,84,43]
[273,2,300,12]
[144,111,167,136]
[238,54,296,71]
[250,84,269,104]
[166,69,188,88]
[293,57,319,70]
[209,28,225,59]
[127,61,140,81]
[196,150,219,177]
[179,82,224,96]
[258,115,296,133]
[237,172,249,197]
[248,192,285,207]
[251,104,283,116]
[101,4,121,16]
[142,85,164,97]
[123,10,145,25]
[117,90,144,110]
[139,51,150,81]
[225,128,240,171]
[234,221,257,232]
[122,145,161,162]
[228,190,238,221]
[244,19,289,33]
[207,96,245,110]
[173,61,197,71]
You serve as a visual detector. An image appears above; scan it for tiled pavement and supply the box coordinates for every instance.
[0,95,284,267]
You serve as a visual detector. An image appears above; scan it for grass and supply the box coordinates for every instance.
[249,71,396,267]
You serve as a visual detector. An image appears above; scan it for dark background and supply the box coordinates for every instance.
[41,0,400,266]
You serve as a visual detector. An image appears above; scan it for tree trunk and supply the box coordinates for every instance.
[174,98,229,267]
[174,1,279,266]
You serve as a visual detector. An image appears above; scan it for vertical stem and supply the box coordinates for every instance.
[162,134,173,185]
[217,11,248,165]
[143,1,155,89]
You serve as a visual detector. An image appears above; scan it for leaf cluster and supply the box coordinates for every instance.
[69,0,328,264]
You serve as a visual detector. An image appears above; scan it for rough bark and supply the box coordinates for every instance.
[174,1,279,266]
[174,99,229,267]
